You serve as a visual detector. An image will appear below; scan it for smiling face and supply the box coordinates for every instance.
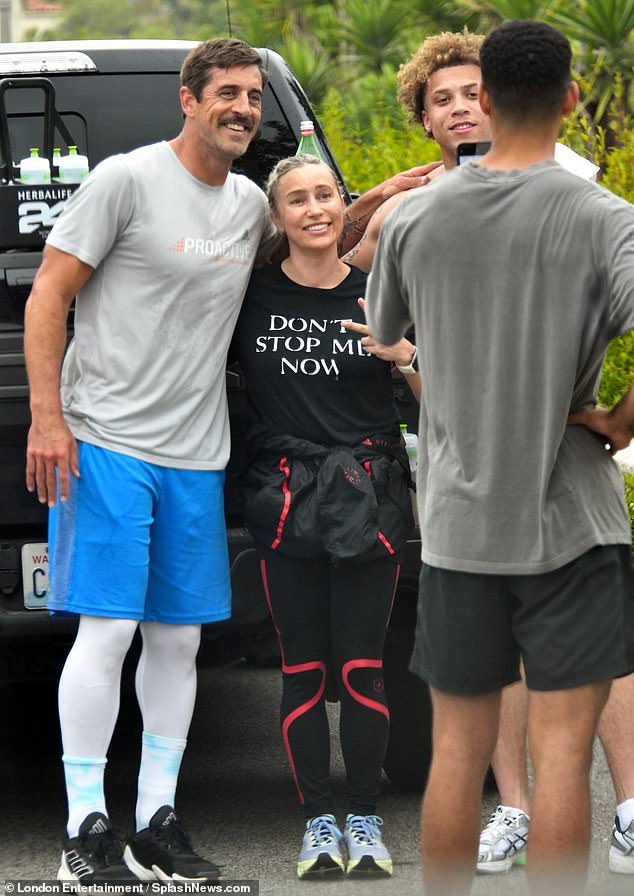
[422,63,492,168]
[182,63,263,164]
[271,163,344,255]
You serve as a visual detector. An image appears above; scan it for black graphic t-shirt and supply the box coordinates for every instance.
[235,262,401,445]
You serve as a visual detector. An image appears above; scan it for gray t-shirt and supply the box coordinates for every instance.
[48,141,275,469]
[366,161,634,574]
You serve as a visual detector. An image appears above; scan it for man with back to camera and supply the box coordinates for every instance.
[345,28,634,880]
[364,19,634,896]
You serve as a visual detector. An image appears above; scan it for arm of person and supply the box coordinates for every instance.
[342,163,446,272]
[24,245,95,506]
[339,161,442,255]
[343,298,422,402]
[567,381,634,454]
[364,208,413,350]
[342,192,407,273]
[568,205,634,453]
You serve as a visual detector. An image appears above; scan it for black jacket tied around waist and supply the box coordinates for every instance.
[244,425,414,565]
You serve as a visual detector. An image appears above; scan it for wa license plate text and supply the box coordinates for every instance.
[21,542,49,609]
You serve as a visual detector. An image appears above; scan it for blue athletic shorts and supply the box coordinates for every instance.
[47,441,231,623]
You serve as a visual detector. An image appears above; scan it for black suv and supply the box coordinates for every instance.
[0,39,430,788]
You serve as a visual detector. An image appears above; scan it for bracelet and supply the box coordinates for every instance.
[396,347,418,375]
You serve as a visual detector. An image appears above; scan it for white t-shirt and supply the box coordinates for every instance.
[554,142,599,181]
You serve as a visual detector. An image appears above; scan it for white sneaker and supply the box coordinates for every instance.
[609,815,634,874]
[477,805,530,873]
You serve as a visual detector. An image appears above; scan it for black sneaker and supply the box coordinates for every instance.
[123,805,221,881]
[58,812,137,886]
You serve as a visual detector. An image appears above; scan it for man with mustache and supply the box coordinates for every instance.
[24,37,275,885]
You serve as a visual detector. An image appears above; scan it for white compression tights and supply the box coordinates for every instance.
[135,620,201,739]
[59,615,201,756]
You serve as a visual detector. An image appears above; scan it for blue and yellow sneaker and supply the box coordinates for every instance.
[343,814,393,876]
[297,814,345,879]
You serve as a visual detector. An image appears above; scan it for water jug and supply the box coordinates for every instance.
[58,145,89,183]
[19,148,51,184]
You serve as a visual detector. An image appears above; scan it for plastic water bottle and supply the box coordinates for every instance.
[400,423,418,476]
[296,120,325,160]
[19,148,51,184]
[58,145,89,183]
[400,423,419,525]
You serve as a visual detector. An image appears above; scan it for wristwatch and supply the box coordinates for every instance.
[396,347,419,375]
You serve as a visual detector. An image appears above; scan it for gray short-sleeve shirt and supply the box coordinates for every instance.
[48,141,275,469]
[366,161,634,574]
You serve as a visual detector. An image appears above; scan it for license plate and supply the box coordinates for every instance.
[21,542,49,609]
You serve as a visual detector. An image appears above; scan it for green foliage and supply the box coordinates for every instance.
[229,4,279,47]
[601,132,634,203]
[322,65,404,133]
[599,332,634,410]
[553,0,634,136]
[43,0,228,40]
[407,0,481,34]
[457,0,561,27]
[333,0,412,74]
[166,0,229,37]
[45,0,152,39]
[279,36,333,104]
[553,0,634,57]
[319,93,440,194]
[231,0,313,47]
[560,68,634,202]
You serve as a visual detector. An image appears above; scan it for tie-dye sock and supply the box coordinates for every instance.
[135,731,187,832]
[63,754,108,837]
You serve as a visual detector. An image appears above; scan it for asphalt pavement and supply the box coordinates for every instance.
[2,662,633,895]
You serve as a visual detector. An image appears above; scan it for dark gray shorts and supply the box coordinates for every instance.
[410,545,634,693]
